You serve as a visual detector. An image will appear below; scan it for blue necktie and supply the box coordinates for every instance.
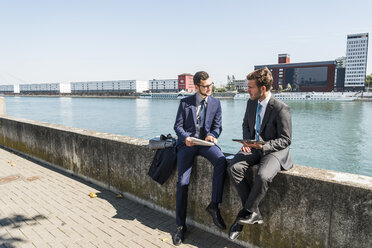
[255,103,262,141]
[199,100,206,128]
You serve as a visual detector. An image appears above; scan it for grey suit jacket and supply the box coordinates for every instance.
[242,96,293,170]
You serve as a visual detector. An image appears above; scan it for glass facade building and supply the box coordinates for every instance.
[255,61,336,92]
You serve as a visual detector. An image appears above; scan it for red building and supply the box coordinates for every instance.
[255,54,336,92]
[278,54,291,64]
[178,73,195,92]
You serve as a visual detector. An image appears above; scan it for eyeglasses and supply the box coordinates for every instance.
[198,83,214,88]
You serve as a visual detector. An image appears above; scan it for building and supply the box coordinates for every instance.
[70,80,147,94]
[335,57,346,92]
[255,54,336,92]
[14,85,20,94]
[345,33,369,91]
[0,85,15,94]
[19,83,71,94]
[233,79,248,92]
[178,73,194,93]
[149,79,178,92]
[227,75,248,92]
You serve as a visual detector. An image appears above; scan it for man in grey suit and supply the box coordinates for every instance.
[228,67,293,240]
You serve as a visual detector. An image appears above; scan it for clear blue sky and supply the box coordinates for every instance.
[1,0,371,86]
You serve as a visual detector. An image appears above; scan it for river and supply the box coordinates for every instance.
[4,96,372,177]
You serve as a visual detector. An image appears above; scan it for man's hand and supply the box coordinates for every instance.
[205,135,218,144]
[185,137,195,147]
[240,146,251,153]
[242,142,263,150]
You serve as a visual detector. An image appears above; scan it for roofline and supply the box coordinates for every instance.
[149,79,178,81]
[255,60,336,68]
[347,33,369,39]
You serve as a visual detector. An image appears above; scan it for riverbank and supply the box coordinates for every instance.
[355,98,372,102]
[2,93,139,99]
[1,93,235,99]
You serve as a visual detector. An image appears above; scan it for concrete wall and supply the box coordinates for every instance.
[0,116,371,248]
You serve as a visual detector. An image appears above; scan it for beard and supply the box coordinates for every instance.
[250,88,263,100]
[200,91,209,97]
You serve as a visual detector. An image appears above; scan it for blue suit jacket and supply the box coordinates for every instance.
[174,94,222,144]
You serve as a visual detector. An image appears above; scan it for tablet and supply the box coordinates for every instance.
[232,139,265,145]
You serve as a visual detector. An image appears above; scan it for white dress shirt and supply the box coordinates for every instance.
[255,91,271,132]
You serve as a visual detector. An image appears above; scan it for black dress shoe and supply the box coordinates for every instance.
[228,218,243,240]
[238,211,263,225]
[206,203,226,230]
[172,225,187,246]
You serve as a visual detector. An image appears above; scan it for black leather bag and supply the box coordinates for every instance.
[148,136,176,149]
[148,146,177,185]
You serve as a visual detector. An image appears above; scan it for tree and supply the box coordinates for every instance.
[216,88,227,92]
[366,75,372,87]
[212,85,216,92]
[282,84,291,92]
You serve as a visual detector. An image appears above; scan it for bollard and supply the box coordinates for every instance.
[0,97,6,116]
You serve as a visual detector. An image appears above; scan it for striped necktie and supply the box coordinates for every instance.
[255,103,262,141]
[199,99,206,128]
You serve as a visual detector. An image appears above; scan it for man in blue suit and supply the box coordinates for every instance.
[173,71,227,246]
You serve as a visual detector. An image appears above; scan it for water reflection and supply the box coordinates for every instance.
[59,97,73,126]
[135,99,151,136]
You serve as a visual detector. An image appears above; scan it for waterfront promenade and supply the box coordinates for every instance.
[0,148,243,248]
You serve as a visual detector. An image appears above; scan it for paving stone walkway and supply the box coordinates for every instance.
[0,148,244,248]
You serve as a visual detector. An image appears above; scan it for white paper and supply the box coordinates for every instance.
[189,137,215,146]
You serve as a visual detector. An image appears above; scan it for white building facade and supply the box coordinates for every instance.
[0,85,15,93]
[14,85,20,93]
[149,79,178,92]
[20,83,62,94]
[234,79,248,92]
[345,33,369,90]
[70,80,148,93]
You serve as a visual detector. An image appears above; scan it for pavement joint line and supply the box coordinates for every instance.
[91,215,105,225]
[69,227,84,238]
[129,239,146,248]
[89,241,99,248]
[103,240,115,248]
[77,215,92,225]
[119,224,139,236]
[83,227,98,238]
[96,226,113,238]
[108,226,127,237]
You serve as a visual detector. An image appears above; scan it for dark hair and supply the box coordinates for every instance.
[193,71,209,85]
[247,67,273,91]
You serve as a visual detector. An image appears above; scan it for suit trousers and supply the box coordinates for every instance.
[176,144,227,226]
[228,150,281,213]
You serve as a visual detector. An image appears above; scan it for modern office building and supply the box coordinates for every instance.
[178,73,194,92]
[255,54,336,92]
[149,79,178,92]
[70,80,147,94]
[344,33,369,91]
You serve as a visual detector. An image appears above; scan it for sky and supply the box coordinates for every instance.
[0,0,371,86]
